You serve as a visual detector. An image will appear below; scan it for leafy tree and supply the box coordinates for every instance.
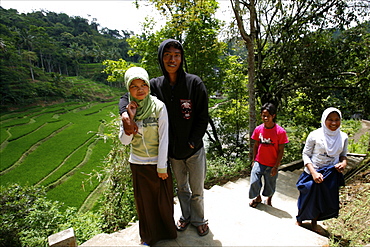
[230,0,370,157]
[126,20,166,77]
[230,0,258,161]
[259,22,370,120]
[0,6,138,106]
[141,0,225,95]
[334,22,370,118]
[102,58,133,87]
[208,55,249,158]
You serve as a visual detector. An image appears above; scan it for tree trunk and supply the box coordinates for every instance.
[207,117,224,157]
[28,57,35,81]
[231,0,257,162]
[40,51,45,71]
[246,38,256,162]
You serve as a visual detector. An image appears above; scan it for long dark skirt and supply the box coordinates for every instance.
[130,164,177,245]
[296,165,345,223]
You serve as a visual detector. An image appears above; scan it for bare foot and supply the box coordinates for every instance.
[196,224,209,236]
[176,219,189,231]
[311,222,327,235]
[266,196,272,206]
[249,195,262,208]
[311,219,317,229]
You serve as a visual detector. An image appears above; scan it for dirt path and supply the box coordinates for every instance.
[352,120,370,142]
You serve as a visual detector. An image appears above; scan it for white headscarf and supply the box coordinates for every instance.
[124,67,158,120]
[321,107,343,157]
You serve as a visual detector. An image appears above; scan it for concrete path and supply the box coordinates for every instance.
[81,170,329,246]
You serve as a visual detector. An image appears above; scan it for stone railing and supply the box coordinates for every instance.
[48,228,77,247]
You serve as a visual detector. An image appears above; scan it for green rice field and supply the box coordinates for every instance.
[0,101,119,211]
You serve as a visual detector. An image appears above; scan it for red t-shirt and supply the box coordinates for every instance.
[251,123,289,167]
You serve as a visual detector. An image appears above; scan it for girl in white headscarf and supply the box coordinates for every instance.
[119,67,177,246]
[296,107,348,233]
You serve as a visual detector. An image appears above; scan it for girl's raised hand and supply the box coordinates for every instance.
[126,101,138,120]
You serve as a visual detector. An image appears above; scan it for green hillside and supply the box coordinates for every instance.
[0,100,120,211]
[0,7,134,108]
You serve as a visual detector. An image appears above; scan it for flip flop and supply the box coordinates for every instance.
[176,219,190,231]
[197,224,209,236]
[249,199,261,208]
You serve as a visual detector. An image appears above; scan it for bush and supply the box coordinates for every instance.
[0,184,65,247]
[205,156,250,189]
[0,184,103,247]
[348,132,370,154]
[97,114,137,233]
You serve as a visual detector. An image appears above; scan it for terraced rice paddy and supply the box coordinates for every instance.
[0,101,118,211]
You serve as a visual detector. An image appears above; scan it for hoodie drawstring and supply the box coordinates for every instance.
[140,129,151,158]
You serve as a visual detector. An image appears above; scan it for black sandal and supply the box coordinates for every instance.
[176,219,190,231]
[196,224,209,236]
[249,199,261,208]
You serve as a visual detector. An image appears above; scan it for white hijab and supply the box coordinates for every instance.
[321,107,343,157]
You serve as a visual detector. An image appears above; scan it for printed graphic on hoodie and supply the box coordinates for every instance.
[180,99,192,119]
[143,117,159,127]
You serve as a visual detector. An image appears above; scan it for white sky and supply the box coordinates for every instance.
[0,0,234,35]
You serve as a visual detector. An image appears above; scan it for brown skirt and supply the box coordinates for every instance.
[130,164,177,245]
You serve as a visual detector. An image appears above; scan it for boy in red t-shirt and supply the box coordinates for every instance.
[249,103,289,208]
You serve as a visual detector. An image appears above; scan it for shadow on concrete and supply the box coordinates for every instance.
[256,203,293,219]
[155,226,222,246]
[299,222,330,238]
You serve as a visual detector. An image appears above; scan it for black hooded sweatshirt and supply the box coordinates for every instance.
[119,39,209,159]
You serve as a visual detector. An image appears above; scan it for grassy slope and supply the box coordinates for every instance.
[0,75,123,210]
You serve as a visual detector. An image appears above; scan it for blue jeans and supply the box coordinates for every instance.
[170,147,207,226]
[249,161,278,199]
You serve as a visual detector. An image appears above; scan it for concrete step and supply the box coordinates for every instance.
[282,170,300,180]
[275,171,300,200]
[222,180,239,190]
[292,168,304,175]
[81,173,328,247]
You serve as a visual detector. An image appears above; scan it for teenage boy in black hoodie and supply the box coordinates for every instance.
[120,39,209,236]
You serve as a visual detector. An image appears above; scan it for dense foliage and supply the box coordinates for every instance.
[96,116,137,233]
[0,7,135,106]
[125,0,225,95]
[231,0,370,117]
[265,24,370,122]
[0,184,102,247]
